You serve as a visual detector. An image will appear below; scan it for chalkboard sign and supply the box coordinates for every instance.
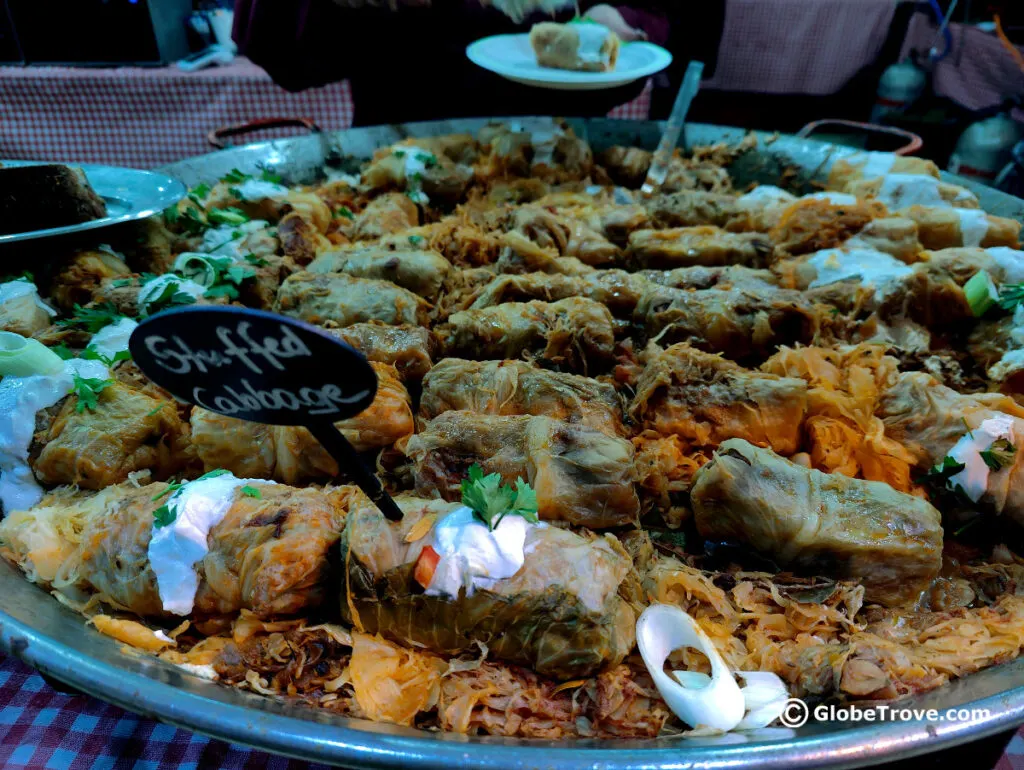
[130,306,403,520]
[130,306,377,426]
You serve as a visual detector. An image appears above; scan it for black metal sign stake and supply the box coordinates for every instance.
[129,305,404,520]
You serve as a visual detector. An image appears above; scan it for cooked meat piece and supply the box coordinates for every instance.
[899,206,1021,251]
[30,381,192,490]
[0,480,354,619]
[631,344,807,454]
[634,285,821,362]
[691,439,944,606]
[628,227,774,269]
[420,358,623,436]
[47,249,132,312]
[274,271,430,327]
[307,248,451,299]
[435,297,615,373]
[406,411,640,528]
[340,494,636,679]
[326,322,434,381]
[190,363,413,483]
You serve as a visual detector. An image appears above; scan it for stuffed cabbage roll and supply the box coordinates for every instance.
[634,285,821,362]
[843,217,923,263]
[631,344,807,454]
[406,411,639,528]
[31,380,192,490]
[420,358,623,436]
[191,362,413,483]
[350,193,419,241]
[643,191,742,229]
[307,248,451,299]
[879,371,1024,527]
[846,175,979,211]
[899,206,1021,251]
[627,227,773,269]
[769,199,885,257]
[277,210,332,266]
[361,144,473,204]
[598,145,652,188]
[0,279,55,337]
[640,264,779,293]
[339,495,636,679]
[827,152,939,191]
[327,322,434,381]
[47,248,132,312]
[0,480,354,619]
[274,271,430,327]
[463,270,651,317]
[436,297,615,373]
[691,439,944,606]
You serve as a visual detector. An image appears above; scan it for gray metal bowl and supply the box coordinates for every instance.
[3,117,1024,768]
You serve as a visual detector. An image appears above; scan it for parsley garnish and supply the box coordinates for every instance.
[58,303,125,333]
[72,374,113,413]
[51,343,75,360]
[259,170,283,184]
[146,404,165,418]
[241,485,262,499]
[393,149,407,158]
[221,168,249,184]
[460,464,539,531]
[110,278,134,288]
[918,455,967,485]
[143,280,197,316]
[81,348,131,366]
[980,438,1017,472]
[228,187,244,200]
[243,253,268,267]
[187,183,211,206]
[208,207,250,226]
[151,469,232,528]
[334,206,354,220]
[179,207,208,236]
[1000,283,1024,312]
[408,235,424,246]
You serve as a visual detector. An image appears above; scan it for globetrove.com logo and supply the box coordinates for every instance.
[778,699,991,728]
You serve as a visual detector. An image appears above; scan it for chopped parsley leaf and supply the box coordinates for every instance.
[72,374,114,413]
[241,485,262,499]
[58,303,125,333]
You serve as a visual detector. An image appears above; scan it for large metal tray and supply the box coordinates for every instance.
[3,117,1024,769]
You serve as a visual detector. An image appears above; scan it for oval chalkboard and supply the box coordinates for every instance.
[129,306,379,427]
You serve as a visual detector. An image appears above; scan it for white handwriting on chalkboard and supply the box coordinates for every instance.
[194,379,371,417]
[144,322,313,375]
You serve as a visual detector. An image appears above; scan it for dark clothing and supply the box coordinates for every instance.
[232,0,721,125]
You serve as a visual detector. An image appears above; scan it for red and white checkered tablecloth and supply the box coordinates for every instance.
[900,12,1024,115]
[0,57,651,169]
[702,0,898,96]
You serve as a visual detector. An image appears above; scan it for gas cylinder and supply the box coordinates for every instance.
[870,60,928,123]
[949,107,1024,184]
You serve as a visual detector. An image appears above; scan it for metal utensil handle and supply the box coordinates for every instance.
[207,117,322,150]
[796,119,924,156]
[641,60,705,196]
[307,420,404,521]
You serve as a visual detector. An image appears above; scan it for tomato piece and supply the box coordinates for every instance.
[414,545,441,589]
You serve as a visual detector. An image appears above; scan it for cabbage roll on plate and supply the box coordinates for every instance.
[306,248,452,300]
[274,271,430,327]
[627,227,774,270]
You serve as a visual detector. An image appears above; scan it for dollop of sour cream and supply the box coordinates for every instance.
[0,358,108,513]
[637,604,789,732]
[400,149,435,205]
[803,191,857,206]
[945,414,1017,502]
[148,472,275,615]
[807,247,913,300]
[987,247,1024,283]
[200,219,272,258]
[737,186,797,207]
[849,150,897,180]
[233,178,290,202]
[86,317,138,362]
[0,279,56,317]
[137,274,207,317]
[574,22,611,64]
[425,505,541,598]
[958,209,990,248]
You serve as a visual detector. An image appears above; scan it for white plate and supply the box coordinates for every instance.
[0,162,186,244]
[467,33,672,91]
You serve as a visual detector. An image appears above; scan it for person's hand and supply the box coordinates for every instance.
[584,4,647,41]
